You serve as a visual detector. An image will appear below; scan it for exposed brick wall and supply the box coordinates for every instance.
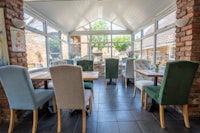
[176,0,200,117]
[0,0,26,122]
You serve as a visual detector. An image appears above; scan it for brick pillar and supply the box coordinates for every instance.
[0,0,27,122]
[176,0,200,117]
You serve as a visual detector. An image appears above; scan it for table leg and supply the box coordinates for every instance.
[44,81,48,89]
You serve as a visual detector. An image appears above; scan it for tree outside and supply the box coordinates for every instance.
[113,35,131,52]
[91,20,109,51]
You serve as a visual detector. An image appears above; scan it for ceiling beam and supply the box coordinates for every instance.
[70,30,133,36]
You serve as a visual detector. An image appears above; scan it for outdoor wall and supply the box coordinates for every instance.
[176,0,200,116]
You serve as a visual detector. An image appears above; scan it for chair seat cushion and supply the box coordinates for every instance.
[34,89,55,109]
[135,80,154,90]
[84,81,93,90]
[145,85,161,104]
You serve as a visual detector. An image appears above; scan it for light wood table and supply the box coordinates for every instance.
[135,69,164,112]
[30,69,99,88]
[135,69,163,86]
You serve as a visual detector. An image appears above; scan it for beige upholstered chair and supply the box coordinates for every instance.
[133,59,154,107]
[50,65,92,133]
[122,58,134,88]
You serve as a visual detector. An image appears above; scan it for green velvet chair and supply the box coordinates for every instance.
[77,60,94,92]
[144,60,199,129]
[104,58,119,88]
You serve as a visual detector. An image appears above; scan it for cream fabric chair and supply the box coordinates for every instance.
[122,58,134,88]
[50,65,92,133]
[133,59,154,107]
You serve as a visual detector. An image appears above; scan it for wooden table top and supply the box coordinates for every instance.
[135,69,164,77]
[30,70,99,81]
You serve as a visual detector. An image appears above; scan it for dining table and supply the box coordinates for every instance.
[134,69,164,112]
[30,69,99,89]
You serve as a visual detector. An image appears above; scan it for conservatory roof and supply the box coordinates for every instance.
[24,0,176,33]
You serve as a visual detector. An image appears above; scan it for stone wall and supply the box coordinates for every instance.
[176,0,200,116]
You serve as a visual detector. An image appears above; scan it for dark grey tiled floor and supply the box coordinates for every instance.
[0,76,200,133]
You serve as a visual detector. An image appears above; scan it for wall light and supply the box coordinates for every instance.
[11,18,26,29]
[175,17,189,27]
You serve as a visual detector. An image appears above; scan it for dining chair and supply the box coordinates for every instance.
[77,60,94,93]
[144,60,199,128]
[122,58,134,88]
[133,59,154,107]
[50,65,92,133]
[0,65,56,133]
[66,59,74,65]
[104,58,119,88]
[122,57,128,71]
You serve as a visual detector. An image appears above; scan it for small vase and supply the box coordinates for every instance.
[155,67,159,72]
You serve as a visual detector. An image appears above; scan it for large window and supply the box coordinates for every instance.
[24,12,68,70]
[25,30,47,69]
[71,19,132,63]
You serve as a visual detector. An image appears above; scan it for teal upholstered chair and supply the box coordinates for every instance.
[77,60,94,92]
[0,65,56,133]
[104,58,119,88]
[144,60,199,129]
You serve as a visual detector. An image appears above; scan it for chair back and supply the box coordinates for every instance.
[134,59,152,81]
[105,58,119,79]
[125,58,134,78]
[159,61,199,105]
[66,59,74,65]
[77,60,93,71]
[50,65,85,109]
[50,60,67,66]
[0,65,36,109]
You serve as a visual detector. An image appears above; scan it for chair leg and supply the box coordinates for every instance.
[8,109,15,133]
[133,86,137,97]
[104,78,107,88]
[144,93,148,110]
[183,104,190,128]
[125,78,127,88]
[32,109,38,133]
[57,109,61,133]
[116,79,118,88]
[89,96,93,113]
[82,109,86,133]
[52,96,57,113]
[140,90,144,107]
[159,105,165,128]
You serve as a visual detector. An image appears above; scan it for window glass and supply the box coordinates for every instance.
[134,41,141,59]
[62,41,68,59]
[47,25,59,38]
[142,36,154,63]
[134,32,141,40]
[47,37,62,64]
[158,11,176,29]
[112,23,125,30]
[156,28,176,65]
[25,30,47,69]
[91,19,110,30]
[143,24,155,36]
[24,13,44,32]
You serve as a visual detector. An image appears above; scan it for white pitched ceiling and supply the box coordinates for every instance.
[24,0,176,33]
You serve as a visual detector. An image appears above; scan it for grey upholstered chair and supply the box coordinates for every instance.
[104,58,119,88]
[133,59,154,107]
[122,58,134,88]
[0,65,56,133]
[50,65,92,133]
